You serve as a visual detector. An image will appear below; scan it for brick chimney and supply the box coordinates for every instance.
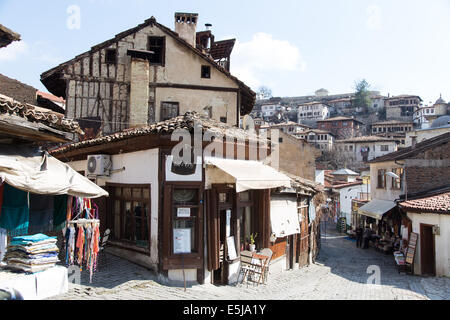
[175,12,198,47]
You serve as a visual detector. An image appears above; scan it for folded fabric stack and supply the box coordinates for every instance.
[5,234,59,273]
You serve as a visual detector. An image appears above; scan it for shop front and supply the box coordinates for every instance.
[358,199,405,254]
[0,145,108,299]
[202,157,292,285]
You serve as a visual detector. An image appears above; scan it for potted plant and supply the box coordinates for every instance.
[249,233,258,252]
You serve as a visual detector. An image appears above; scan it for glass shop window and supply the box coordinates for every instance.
[237,191,254,250]
[172,188,199,254]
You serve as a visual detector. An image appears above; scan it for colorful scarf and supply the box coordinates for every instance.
[76,226,85,268]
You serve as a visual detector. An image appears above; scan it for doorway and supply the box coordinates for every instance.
[420,224,435,276]
[212,186,235,285]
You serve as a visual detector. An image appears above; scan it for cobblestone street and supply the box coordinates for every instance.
[49,223,449,300]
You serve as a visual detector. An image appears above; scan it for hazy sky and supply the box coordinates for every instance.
[0,0,449,105]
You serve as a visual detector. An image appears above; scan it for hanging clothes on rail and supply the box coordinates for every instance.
[76,225,85,267]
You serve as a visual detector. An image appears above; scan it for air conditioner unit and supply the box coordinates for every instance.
[86,155,111,176]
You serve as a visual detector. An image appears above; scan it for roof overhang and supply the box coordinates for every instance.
[358,199,396,220]
[204,156,291,193]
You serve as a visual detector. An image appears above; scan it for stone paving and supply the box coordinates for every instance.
[49,223,449,300]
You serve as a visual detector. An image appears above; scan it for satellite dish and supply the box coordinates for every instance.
[242,115,255,132]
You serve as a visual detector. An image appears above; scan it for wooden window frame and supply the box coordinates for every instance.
[106,183,151,252]
[391,168,403,190]
[161,101,179,121]
[162,182,204,270]
[377,169,386,189]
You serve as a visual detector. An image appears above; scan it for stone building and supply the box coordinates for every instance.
[297,101,330,123]
[40,13,255,138]
[335,136,399,164]
[365,132,450,277]
[317,116,365,139]
[296,129,335,151]
[385,94,422,122]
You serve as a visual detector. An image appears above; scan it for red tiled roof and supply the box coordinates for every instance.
[399,192,450,214]
[37,91,65,104]
[317,116,364,124]
[49,111,267,155]
[0,93,81,134]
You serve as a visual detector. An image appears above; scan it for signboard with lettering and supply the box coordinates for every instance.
[173,228,191,254]
[177,208,191,218]
[405,232,418,265]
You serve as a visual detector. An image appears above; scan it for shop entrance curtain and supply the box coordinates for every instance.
[204,157,291,193]
[0,145,108,199]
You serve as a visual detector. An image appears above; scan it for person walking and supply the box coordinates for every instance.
[362,225,372,249]
[355,226,363,248]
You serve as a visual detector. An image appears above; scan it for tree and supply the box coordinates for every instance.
[257,86,272,100]
[353,79,371,114]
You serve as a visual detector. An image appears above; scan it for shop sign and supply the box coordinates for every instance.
[173,228,191,254]
[177,207,191,218]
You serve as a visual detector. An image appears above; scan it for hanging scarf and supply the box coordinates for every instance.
[0,184,29,236]
[65,226,71,265]
[68,225,76,265]
[84,225,92,266]
[76,225,85,268]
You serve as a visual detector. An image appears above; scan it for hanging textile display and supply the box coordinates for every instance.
[0,184,30,236]
[63,196,101,283]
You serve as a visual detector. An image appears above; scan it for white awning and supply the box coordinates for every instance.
[358,199,396,220]
[0,146,108,198]
[270,195,300,238]
[204,157,291,193]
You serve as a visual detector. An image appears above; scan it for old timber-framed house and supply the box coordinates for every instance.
[40,13,255,138]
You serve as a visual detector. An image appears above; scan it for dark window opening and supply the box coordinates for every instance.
[161,102,179,121]
[105,49,117,64]
[148,37,165,65]
[201,65,211,79]
[220,117,227,123]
